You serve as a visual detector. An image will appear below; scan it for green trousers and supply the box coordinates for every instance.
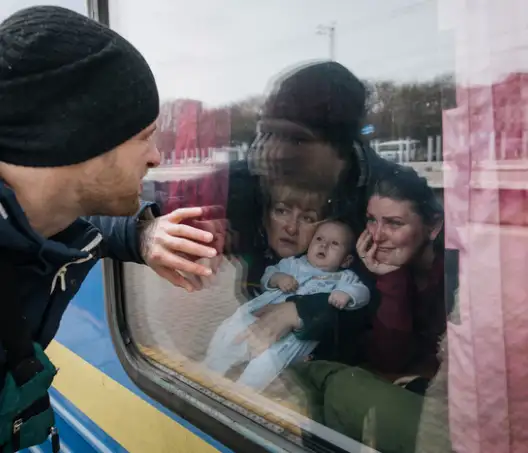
[290,361,425,453]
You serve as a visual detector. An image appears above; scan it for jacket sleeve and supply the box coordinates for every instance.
[367,267,415,373]
[83,201,161,264]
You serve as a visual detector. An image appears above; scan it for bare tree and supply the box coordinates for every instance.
[363,74,456,145]
[225,95,264,146]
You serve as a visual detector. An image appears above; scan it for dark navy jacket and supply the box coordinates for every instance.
[0,180,160,368]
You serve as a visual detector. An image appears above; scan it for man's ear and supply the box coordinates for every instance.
[342,253,354,269]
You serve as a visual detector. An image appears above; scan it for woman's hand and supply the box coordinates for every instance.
[356,230,401,276]
[235,302,301,357]
[140,207,218,292]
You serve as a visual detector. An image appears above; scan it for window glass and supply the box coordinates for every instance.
[109,0,528,451]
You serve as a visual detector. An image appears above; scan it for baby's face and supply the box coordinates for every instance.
[306,222,353,272]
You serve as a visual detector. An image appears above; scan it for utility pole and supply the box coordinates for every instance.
[316,22,336,60]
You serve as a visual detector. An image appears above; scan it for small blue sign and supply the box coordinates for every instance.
[361,124,375,135]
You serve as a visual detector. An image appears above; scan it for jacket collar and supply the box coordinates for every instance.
[0,180,98,273]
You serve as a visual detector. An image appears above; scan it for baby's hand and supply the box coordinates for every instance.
[328,290,351,310]
[276,274,299,293]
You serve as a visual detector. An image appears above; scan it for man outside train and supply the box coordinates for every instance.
[0,6,217,451]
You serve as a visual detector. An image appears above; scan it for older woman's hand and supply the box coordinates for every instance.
[235,302,301,357]
[356,230,401,276]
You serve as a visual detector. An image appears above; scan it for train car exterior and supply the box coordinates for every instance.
[4,0,526,452]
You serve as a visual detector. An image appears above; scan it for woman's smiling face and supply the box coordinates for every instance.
[366,195,430,266]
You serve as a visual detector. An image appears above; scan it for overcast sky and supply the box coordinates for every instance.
[2,0,457,107]
[108,0,456,106]
[3,1,526,107]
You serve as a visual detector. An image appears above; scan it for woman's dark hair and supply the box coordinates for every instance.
[369,163,444,249]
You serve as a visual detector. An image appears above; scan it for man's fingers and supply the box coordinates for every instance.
[209,255,224,274]
[154,249,212,277]
[192,218,228,234]
[167,207,204,223]
[165,223,214,244]
[160,233,217,259]
[154,266,195,292]
[196,258,220,288]
[197,205,226,220]
[184,272,204,291]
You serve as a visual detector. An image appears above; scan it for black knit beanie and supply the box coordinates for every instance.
[261,61,367,154]
[0,6,159,167]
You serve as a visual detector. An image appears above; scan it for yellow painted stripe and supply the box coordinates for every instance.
[45,341,219,453]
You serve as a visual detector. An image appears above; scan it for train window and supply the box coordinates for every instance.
[101,0,528,452]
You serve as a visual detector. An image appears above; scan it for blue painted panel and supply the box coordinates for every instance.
[54,262,231,452]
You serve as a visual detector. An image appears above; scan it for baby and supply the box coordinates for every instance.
[203,220,370,392]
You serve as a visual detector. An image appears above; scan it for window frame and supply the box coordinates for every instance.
[103,259,308,453]
[91,2,377,451]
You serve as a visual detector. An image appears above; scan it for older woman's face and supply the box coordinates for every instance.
[265,186,325,258]
[253,128,349,258]
[366,195,431,267]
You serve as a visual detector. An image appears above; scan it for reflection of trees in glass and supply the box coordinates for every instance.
[363,74,456,145]
[226,95,263,146]
[155,75,457,154]
[224,75,456,149]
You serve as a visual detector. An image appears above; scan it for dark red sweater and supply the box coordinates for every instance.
[367,254,446,376]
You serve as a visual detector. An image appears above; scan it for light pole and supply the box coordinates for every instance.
[316,22,336,60]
